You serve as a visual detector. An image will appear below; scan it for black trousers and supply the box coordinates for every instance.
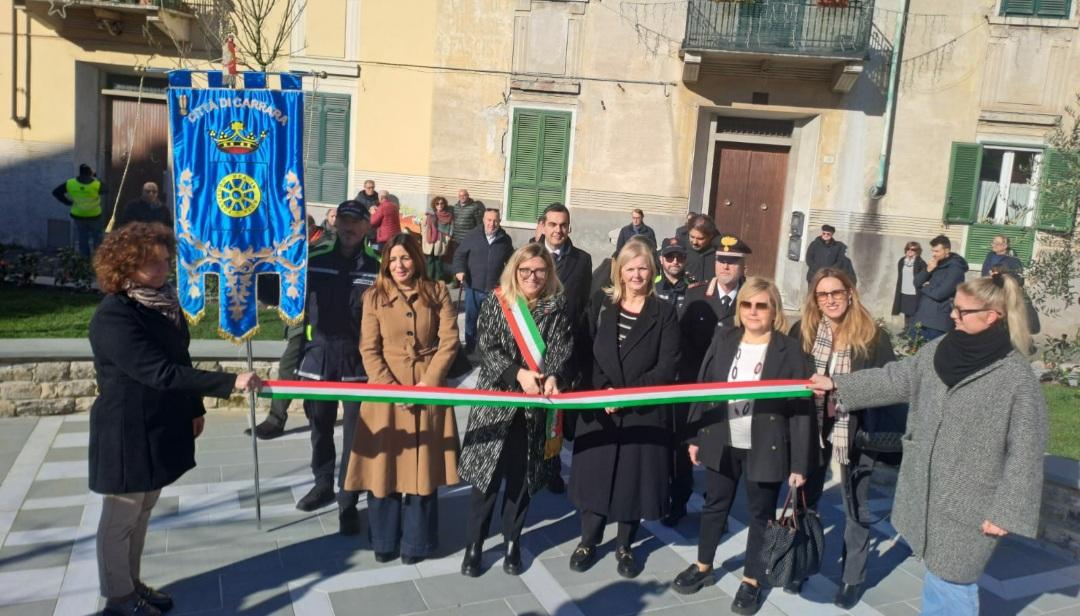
[670,406,694,511]
[304,393,360,509]
[368,492,439,557]
[266,331,305,427]
[466,413,532,545]
[580,511,640,549]
[697,448,782,581]
[804,444,876,586]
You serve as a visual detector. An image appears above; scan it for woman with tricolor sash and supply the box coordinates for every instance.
[458,243,575,577]
[568,239,681,579]
[343,234,461,565]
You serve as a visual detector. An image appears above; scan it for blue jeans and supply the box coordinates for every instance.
[464,288,489,352]
[367,493,438,557]
[74,217,103,257]
[908,324,947,342]
[921,570,978,616]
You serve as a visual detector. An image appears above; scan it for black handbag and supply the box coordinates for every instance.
[445,287,474,379]
[762,487,825,588]
[854,429,903,453]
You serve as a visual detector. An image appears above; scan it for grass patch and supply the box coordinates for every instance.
[0,284,284,340]
[1045,384,1080,461]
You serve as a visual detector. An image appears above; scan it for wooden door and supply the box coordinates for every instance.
[106,97,169,221]
[709,142,789,279]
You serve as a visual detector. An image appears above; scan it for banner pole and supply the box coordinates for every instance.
[246,340,263,529]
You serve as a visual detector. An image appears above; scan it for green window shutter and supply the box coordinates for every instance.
[1036,0,1071,18]
[302,92,350,204]
[964,224,1036,265]
[943,142,983,224]
[1036,148,1078,232]
[507,108,571,223]
[1001,0,1037,15]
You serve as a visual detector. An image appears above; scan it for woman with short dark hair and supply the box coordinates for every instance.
[90,222,261,616]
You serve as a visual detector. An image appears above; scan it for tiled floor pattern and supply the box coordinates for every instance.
[0,403,1078,616]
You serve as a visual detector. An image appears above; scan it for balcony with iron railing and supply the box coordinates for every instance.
[15,0,225,50]
[683,0,875,60]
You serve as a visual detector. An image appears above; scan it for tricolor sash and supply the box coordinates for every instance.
[494,288,562,459]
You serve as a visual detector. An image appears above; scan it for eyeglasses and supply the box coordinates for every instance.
[517,267,549,279]
[814,289,849,303]
[951,306,996,319]
[661,254,686,262]
[738,301,771,312]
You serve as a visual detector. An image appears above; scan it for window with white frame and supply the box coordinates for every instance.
[975,146,1042,226]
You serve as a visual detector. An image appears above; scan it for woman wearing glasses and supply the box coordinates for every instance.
[458,243,574,577]
[673,277,813,616]
[568,239,681,578]
[892,241,926,330]
[810,273,1047,616]
[788,268,902,608]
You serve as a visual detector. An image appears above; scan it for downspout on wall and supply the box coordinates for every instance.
[869,0,909,200]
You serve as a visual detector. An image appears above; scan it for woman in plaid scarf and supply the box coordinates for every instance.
[789,267,899,609]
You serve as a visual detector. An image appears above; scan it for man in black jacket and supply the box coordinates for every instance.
[680,236,751,383]
[293,201,380,537]
[115,182,172,229]
[805,224,856,284]
[615,209,657,254]
[655,237,693,319]
[453,208,514,353]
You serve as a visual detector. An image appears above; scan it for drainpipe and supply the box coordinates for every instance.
[869,0,909,200]
[10,6,29,127]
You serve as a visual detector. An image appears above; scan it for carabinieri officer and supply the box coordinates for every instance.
[293,200,380,537]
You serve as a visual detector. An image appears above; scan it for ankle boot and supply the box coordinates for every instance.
[503,540,523,575]
[461,541,483,577]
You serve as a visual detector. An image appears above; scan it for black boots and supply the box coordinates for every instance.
[503,540,523,576]
[461,542,483,577]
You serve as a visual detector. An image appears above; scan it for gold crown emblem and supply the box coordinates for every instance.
[720,236,738,250]
[208,121,267,154]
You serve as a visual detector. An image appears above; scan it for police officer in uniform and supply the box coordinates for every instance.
[655,238,693,319]
[294,200,380,537]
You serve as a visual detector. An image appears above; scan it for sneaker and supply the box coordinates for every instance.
[671,563,713,595]
[244,420,284,440]
[731,581,762,616]
[296,484,335,512]
[568,544,597,572]
[102,595,161,616]
[134,581,173,613]
[338,507,360,536]
[615,546,640,579]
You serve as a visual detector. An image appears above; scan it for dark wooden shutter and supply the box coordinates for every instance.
[1036,148,1077,232]
[302,92,350,204]
[507,108,571,223]
[1001,0,1037,14]
[1036,0,1071,17]
[302,93,323,203]
[943,142,982,224]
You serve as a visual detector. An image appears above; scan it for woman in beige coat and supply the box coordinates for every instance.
[344,233,461,564]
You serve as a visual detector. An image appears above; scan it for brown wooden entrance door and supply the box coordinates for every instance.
[708,142,789,279]
[106,97,169,222]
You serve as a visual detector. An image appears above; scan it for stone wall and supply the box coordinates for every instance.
[0,360,278,417]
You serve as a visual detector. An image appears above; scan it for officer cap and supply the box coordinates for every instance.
[715,235,752,258]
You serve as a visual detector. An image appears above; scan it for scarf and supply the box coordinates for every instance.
[424,209,453,243]
[126,283,182,328]
[933,323,1013,388]
[810,319,852,465]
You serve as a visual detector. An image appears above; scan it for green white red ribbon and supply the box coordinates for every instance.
[258,379,813,409]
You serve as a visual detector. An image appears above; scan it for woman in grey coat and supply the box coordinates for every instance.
[458,243,574,577]
[811,273,1048,616]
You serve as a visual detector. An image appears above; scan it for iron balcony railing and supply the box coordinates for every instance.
[684,0,875,59]
[70,0,221,13]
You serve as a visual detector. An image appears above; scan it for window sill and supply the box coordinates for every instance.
[988,14,1079,29]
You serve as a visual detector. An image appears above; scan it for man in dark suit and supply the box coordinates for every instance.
[453,208,514,354]
[615,209,657,254]
[538,202,592,494]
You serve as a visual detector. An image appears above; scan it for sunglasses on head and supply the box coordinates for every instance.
[738,301,771,311]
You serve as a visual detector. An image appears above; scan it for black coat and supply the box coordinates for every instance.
[452,227,514,292]
[116,199,173,228]
[686,327,815,483]
[912,253,970,332]
[892,256,927,316]
[805,237,848,283]
[684,245,716,284]
[88,294,235,494]
[678,278,741,382]
[569,295,680,521]
[551,238,593,385]
[616,223,657,253]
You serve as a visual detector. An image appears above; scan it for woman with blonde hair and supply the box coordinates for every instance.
[673,277,813,616]
[458,242,575,577]
[568,238,681,578]
[810,272,1047,616]
[343,233,460,565]
[787,267,903,607]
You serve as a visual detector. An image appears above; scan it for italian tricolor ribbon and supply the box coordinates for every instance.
[494,287,561,458]
[258,379,813,409]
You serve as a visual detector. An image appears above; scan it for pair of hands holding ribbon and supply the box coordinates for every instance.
[517,368,560,397]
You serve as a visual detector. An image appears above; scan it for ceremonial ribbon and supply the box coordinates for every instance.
[495,287,562,457]
[258,379,813,409]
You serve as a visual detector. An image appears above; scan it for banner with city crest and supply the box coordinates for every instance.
[166,70,306,341]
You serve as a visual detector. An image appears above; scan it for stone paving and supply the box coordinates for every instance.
[1,389,1079,615]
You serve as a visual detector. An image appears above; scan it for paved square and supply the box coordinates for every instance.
[0,402,1077,615]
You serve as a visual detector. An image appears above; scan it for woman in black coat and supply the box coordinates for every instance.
[89,223,261,616]
[568,239,680,579]
[892,241,926,328]
[673,277,814,616]
[789,267,905,608]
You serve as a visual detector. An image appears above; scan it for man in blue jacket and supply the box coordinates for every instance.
[911,234,969,341]
[453,208,514,354]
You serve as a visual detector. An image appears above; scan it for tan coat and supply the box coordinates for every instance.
[343,281,461,497]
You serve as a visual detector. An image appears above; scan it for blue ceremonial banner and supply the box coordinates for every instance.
[166,70,307,341]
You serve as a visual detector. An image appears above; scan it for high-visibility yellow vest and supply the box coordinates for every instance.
[66,178,102,218]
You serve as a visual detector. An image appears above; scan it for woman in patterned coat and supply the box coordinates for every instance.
[458,243,575,578]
